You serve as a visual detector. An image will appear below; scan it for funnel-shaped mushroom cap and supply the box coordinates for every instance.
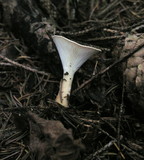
[52,35,101,73]
[52,35,101,107]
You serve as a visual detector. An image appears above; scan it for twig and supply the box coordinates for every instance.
[72,43,144,94]
[96,0,121,18]
[0,55,50,77]
[86,35,125,41]
[117,80,125,150]
[56,21,119,36]
[121,144,144,159]
[84,137,123,160]
[0,62,13,66]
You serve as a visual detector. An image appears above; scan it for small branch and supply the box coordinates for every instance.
[117,80,125,149]
[84,137,123,160]
[0,55,50,77]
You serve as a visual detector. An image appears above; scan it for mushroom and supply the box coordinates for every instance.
[52,35,101,107]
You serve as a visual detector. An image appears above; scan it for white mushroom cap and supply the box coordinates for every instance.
[52,35,101,107]
[52,35,101,74]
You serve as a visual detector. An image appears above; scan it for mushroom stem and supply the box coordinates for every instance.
[56,71,74,107]
[52,35,101,108]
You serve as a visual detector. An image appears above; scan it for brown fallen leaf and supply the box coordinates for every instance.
[27,112,84,160]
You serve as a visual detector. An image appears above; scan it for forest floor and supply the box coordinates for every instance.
[0,0,144,160]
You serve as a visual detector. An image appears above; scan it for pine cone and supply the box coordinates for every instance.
[121,34,144,113]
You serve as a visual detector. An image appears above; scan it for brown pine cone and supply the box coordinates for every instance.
[121,34,144,113]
